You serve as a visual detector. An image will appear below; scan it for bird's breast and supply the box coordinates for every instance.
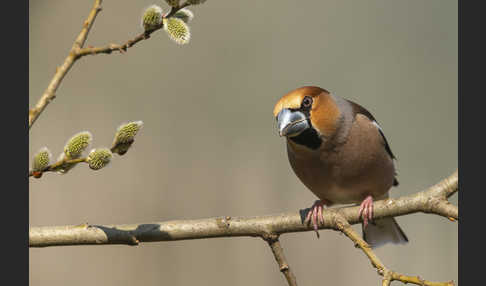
[286,132,395,205]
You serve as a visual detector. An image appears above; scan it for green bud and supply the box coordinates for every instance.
[111,121,143,155]
[165,0,180,7]
[32,147,52,172]
[187,0,206,5]
[64,131,92,159]
[163,17,190,45]
[173,8,194,23]
[87,148,113,170]
[142,5,163,31]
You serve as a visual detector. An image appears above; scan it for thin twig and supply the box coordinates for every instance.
[29,1,197,129]
[29,0,103,129]
[263,234,298,286]
[29,142,133,178]
[334,215,454,286]
[29,157,87,177]
[382,273,392,286]
[76,2,192,57]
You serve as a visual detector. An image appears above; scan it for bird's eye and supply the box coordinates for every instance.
[302,96,313,109]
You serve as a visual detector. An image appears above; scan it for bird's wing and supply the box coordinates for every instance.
[348,101,399,186]
[348,101,396,160]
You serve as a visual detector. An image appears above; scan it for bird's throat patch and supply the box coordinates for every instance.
[289,127,322,150]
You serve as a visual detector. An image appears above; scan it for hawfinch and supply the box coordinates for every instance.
[273,86,408,248]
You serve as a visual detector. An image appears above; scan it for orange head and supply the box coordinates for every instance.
[273,86,341,149]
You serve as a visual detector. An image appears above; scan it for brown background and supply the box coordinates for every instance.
[29,0,458,285]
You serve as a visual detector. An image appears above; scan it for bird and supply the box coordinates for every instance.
[273,86,408,248]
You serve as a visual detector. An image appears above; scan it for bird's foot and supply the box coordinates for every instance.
[304,200,330,238]
[358,195,374,229]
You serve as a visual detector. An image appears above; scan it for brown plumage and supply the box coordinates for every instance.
[274,86,408,248]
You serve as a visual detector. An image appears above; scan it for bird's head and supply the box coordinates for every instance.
[273,86,341,149]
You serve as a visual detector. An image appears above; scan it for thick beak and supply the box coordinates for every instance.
[276,109,310,137]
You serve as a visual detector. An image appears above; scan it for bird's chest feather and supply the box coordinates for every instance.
[286,123,395,204]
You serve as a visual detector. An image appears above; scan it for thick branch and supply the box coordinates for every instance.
[30,170,457,247]
[29,0,103,129]
[263,234,298,286]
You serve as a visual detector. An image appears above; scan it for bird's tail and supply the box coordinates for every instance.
[362,217,408,248]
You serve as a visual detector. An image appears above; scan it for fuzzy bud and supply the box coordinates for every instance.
[32,147,52,178]
[87,148,113,170]
[173,8,194,23]
[32,147,52,172]
[111,121,143,155]
[163,17,190,45]
[142,5,163,31]
[63,131,92,159]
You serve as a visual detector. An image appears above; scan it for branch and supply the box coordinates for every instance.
[262,234,298,286]
[29,143,127,178]
[29,157,87,178]
[29,0,103,129]
[30,170,457,246]
[29,1,198,129]
[335,216,454,286]
[76,2,192,57]
[30,170,457,285]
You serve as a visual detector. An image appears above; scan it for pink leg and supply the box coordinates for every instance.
[358,195,374,229]
[304,200,330,238]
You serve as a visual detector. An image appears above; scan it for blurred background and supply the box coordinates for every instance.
[29,0,457,285]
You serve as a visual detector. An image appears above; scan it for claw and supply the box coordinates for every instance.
[317,204,324,225]
[304,208,313,224]
[359,195,374,229]
[312,209,318,231]
[303,200,329,238]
